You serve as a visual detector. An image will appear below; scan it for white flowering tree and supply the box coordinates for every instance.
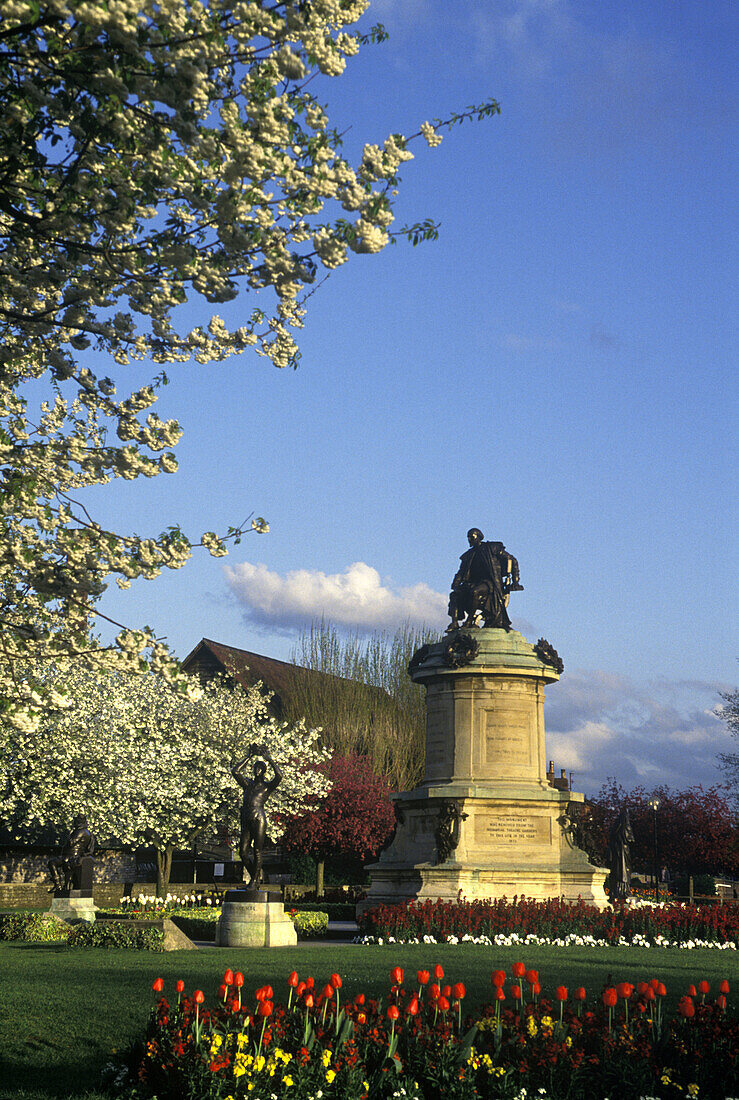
[0,0,499,731]
[0,666,332,894]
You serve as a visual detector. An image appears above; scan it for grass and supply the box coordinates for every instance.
[1,940,737,1100]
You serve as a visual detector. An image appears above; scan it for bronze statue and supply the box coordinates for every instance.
[232,742,282,891]
[607,808,634,901]
[446,528,523,632]
[48,814,95,893]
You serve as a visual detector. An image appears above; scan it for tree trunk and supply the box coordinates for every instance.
[155,845,173,898]
[316,858,325,899]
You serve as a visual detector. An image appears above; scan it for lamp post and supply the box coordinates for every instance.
[648,797,660,900]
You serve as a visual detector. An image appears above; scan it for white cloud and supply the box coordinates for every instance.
[224,560,447,633]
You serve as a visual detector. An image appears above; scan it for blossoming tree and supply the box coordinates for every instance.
[0,0,500,730]
[0,667,332,893]
[279,752,395,895]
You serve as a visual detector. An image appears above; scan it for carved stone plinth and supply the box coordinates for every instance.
[361,629,608,915]
[215,889,297,947]
[50,891,97,923]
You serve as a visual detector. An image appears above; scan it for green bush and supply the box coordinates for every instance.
[290,901,356,920]
[67,920,164,951]
[0,911,71,942]
[170,913,218,941]
[289,910,329,938]
[674,874,717,898]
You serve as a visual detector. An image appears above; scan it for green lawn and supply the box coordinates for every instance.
[1,940,737,1100]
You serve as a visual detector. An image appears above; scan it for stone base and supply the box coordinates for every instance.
[50,894,97,923]
[359,783,609,918]
[215,894,297,947]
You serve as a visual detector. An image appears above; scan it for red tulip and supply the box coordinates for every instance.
[407,997,419,1016]
[495,987,505,1002]
[330,973,342,990]
[531,981,541,997]
[512,961,526,979]
[288,971,299,988]
[387,1005,399,1020]
[430,983,441,1000]
[525,969,539,985]
[717,994,727,1011]
[678,997,695,1018]
[322,984,333,1000]
[437,996,450,1011]
[555,986,567,1001]
[491,970,506,988]
[296,982,306,997]
[637,981,649,995]
[223,969,234,986]
[602,988,617,1008]
[720,979,730,994]
[656,983,667,998]
[452,982,466,1000]
[175,980,185,994]
[257,1000,273,1018]
[417,969,430,985]
[234,972,244,988]
[649,978,659,991]
[193,990,205,1004]
[434,964,444,980]
[390,966,404,986]
[218,983,228,1000]
[687,984,697,997]
[442,984,451,998]
[511,984,522,1001]
[644,987,656,1002]
[303,993,314,1009]
[354,993,365,1006]
[616,982,633,1000]
[152,978,164,993]
[574,987,586,1002]
[255,986,266,1002]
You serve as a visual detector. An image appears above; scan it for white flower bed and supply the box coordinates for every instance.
[357,931,737,950]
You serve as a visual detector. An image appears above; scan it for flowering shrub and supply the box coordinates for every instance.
[67,922,164,951]
[108,965,736,1099]
[0,912,71,942]
[289,911,329,939]
[358,897,739,949]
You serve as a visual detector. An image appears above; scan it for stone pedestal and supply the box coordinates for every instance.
[215,889,298,947]
[50,890,97,923]
[361,629,608,914]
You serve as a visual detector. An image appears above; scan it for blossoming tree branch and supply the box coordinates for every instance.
[0,0,499,729]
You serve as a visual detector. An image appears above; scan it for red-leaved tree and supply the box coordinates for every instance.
[280,754,396,896]
[588,780,738,881]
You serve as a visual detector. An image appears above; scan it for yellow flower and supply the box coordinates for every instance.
[526,1017,538,1037]
[661,1072,673,1085]
[565,1036,572,1048]
[326,1069,337,1084]
[687,1086,699,1098]
[322,1049,332,1068]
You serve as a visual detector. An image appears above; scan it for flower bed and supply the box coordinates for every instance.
[108,963,736,1099]
[358,897,739,950]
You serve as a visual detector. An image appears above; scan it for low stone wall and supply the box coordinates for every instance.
[0,850,136,884]
[0,880,232,911]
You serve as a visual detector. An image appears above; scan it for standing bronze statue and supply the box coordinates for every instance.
[607,808,635,901]
[232,742,282,891]
[48,814,95,893]
[446,528,523,632]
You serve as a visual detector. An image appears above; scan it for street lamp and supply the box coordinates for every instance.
[648,797,660,900]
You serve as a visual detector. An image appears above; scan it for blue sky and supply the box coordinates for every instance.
[91,0,737,797]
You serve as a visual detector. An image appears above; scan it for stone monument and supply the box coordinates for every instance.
[215,742,297,947]
[48,814,97,922]
[361,530,608,912]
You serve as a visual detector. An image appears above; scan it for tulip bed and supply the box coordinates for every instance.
[107,963,737,1100]
[358,897,739,950]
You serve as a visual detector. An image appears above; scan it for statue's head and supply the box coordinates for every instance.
[467,528,484,545]
[73,814,87,827]
[253,759,267,779]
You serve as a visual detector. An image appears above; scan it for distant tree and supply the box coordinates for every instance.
[279,753,395,897]
[588,780,738,880]
[287,620,434,790]
[717,687,739,808]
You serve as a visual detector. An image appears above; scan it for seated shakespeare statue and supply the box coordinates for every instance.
[447,527,523,632]
[48,814,95,893]
[232,742,282,891]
